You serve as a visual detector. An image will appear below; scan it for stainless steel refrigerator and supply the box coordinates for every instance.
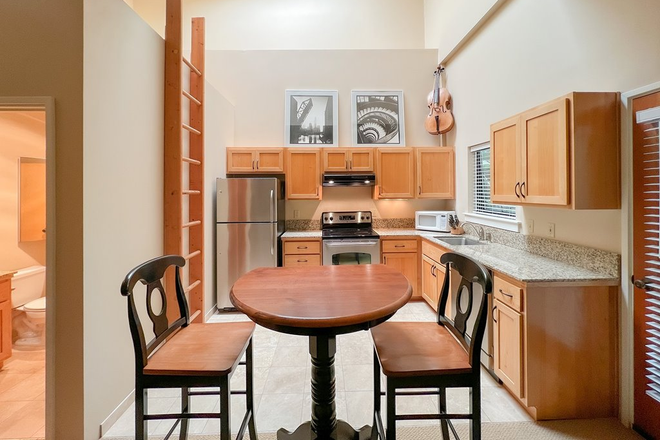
[216,177,285,310]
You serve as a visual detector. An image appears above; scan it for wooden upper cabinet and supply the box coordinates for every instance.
[416,147,455,199]
[227,147,284,174]
[376,148,415,199]
[491,116,522,204]
[323,148,374,172]
[521,98,569,206]
[490,92,620,209]
[286,148,321,200]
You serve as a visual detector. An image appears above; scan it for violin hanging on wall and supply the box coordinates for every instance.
[425,66,454,135]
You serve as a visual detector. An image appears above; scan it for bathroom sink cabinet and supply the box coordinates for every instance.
[0,274,13,368]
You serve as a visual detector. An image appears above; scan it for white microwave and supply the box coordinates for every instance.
[415,211,456,233]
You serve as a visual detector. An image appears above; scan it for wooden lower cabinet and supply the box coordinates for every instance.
[0,277,12,368]
[421,254,439,310]
[493,298,524,398]
[282,238,322,267]
[383,252,418,298]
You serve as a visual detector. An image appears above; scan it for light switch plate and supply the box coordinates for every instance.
[547,222,555,238]
[527,219,534,234]
[293,210,300,219]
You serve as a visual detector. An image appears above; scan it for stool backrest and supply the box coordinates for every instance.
[120,255,189,372]
[437,252,492,368]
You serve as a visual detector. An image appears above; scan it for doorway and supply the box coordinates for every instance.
[0,98,54,440]
[632,90,660,439]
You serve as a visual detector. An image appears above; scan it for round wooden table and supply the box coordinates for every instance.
[230,264,412,440]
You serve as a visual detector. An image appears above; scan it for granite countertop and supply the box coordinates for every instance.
[282,228,618,284]
[0,270,16,279]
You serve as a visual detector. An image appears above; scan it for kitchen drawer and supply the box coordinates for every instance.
[284,254,322,267]
[494,274,524,313]
[0,279,10,304]
[382,239,418,253]
[284,240,321,255]
[421,240,447,264]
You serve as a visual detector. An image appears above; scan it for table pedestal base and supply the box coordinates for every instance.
[277,420,372,440]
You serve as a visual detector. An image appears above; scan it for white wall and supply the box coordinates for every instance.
[0,1,85,437]
[83,0,165,437]
[0,111,46,270]
[132,0,427,50]
[204,84,235,316]
[433,0,660,252]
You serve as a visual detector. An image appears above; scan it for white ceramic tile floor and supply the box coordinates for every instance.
[102,302,532,437]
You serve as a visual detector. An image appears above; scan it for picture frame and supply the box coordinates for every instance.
[285,90,338,146]
[351,90,405,146]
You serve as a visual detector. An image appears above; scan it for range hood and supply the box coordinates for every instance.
[323,173,376,187]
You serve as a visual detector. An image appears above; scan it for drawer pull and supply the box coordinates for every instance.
[394,244,405,248]
[499,289,514,298]
[297,259,308,263]
[297,246,308,249]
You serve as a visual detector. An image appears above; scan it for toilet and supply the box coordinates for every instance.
[11,265,46,347]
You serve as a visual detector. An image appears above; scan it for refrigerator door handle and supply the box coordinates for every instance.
[270,189,275,221]
[271,224,275,255]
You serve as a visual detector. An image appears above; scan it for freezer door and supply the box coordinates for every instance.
[216,222,278,309]
[216,177,279,223]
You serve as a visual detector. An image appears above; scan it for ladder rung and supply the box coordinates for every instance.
[184,250,201,261]
[182,89,202,106]
[183,157,201,166]
[182,123,202,136]
[183,190,201,195]
[182,220,201,229]
[186,280,201,293]
[183,57,202,76]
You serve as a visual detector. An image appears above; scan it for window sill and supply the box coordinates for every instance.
[463,212,521,233]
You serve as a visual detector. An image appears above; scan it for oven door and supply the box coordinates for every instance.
[322,239,380,266]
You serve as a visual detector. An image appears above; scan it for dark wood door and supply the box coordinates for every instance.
[633,90,660,439]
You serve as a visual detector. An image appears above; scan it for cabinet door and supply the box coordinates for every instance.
[521,98,569,206]
[349,149,374,172]
[0,299,11,365]
[494,299,524,398]
[286,149,321,200]
[323,149,350,172]
[383,252,419,298]
[416,147,455,199]
[421,255,438,310]
[491,116,522,204]
[227,148,256,173]
[376,148,414,199]
[254,149,284,173]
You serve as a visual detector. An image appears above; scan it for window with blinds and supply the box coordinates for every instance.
[472,146,516,219]
[638,107,660,403]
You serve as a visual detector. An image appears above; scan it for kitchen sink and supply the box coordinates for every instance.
[434,236,484,246]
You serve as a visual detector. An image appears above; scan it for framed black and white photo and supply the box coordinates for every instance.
[351,90,405,146]
[285,90,338,146]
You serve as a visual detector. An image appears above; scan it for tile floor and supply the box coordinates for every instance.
[0,348,46,439]
[103,301,532,437]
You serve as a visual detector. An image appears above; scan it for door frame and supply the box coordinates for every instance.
[621,81,660,428]
[0,96,56,438]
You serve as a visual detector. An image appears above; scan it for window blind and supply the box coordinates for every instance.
[472,147,516,219]
[638,111,660,404]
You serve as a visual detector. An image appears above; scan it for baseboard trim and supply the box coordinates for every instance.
[205,304,218,321]
[100,389,134,437]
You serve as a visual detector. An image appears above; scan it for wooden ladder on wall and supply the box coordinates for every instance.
[165,0,206,323]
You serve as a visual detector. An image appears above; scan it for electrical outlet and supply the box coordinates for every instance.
[547,222,555,238]
[293,210,300,219]
[527,219,534,234]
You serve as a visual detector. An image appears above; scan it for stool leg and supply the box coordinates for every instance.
[136,385,147,440]
[179,387,189,439]
[439,387,449,440]
[246,340,258,440]
[469,383,481,440]
[386,379,396,440]
[220,376,231,440]
[371,350,381,440]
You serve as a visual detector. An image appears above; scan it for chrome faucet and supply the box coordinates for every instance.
[463,222,486,241]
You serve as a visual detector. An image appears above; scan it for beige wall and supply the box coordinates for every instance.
[432,0,660,252]
[0,111,46,270]
[0,1,85,437]
[132,0,426,50]
[206,49,438,147]
[83,0,165,437]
